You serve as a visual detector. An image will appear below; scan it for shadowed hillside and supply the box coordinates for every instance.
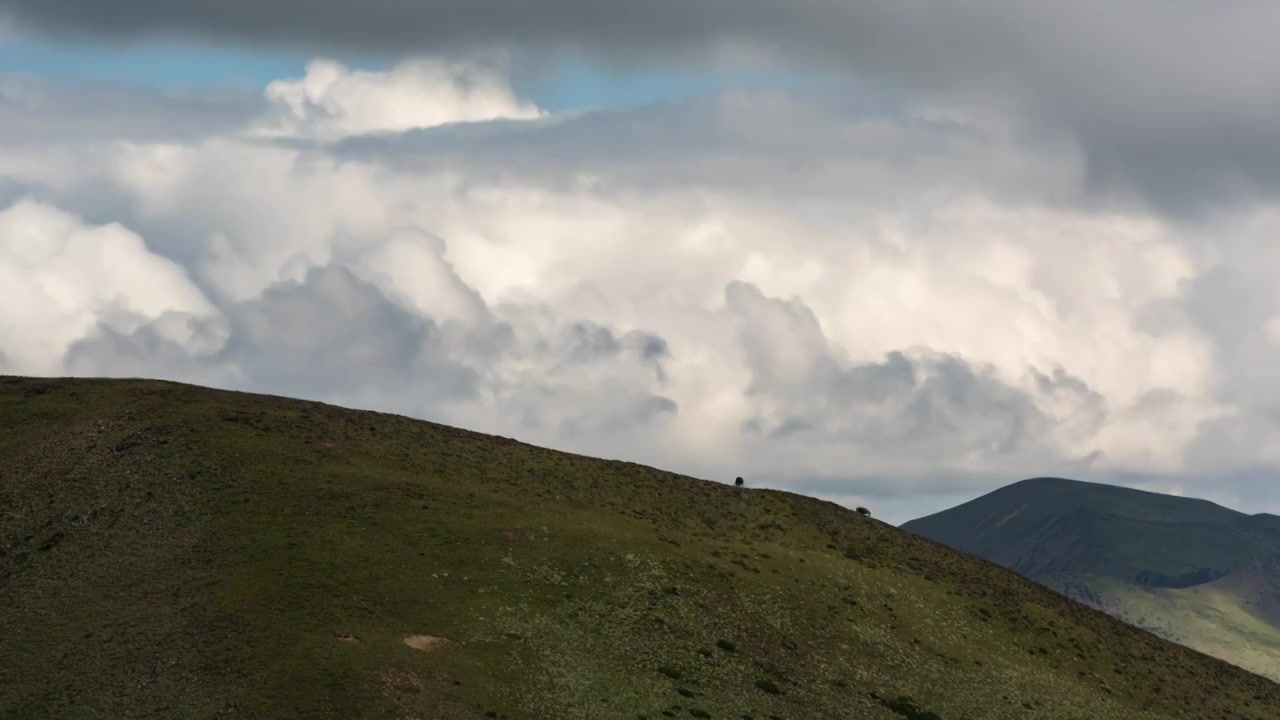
[3,378,1279,719]
[903,476,1280,682]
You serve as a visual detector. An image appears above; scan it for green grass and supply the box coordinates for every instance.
[2,376,1279,719]
[1050,573,1280,683]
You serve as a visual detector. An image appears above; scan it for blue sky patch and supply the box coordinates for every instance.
[0,32,798,111]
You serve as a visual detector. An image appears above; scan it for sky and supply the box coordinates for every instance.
[2,2,1280,526]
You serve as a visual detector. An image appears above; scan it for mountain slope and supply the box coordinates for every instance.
[1080,573,1280,687]
[2,378,1279,719]
[902,476,1280,681]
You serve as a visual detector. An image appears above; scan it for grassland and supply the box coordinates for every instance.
[1045,573,1280,683]
[2,376,1279,719]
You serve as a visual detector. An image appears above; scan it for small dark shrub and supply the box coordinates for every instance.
[877,695,942,720]
[754,680,782,695]
[658,666,683,680]
[716,639,737,652]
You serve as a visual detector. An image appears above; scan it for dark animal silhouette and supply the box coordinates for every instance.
[856,506,871,517]
[734,477,744,488]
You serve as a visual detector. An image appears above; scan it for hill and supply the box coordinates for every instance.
[902,476,1280,682]
[3,378,1279,719]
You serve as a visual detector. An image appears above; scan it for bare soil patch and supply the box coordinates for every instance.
[403,635,461,652]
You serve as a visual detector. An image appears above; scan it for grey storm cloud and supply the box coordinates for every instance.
[64,264,482,413]
[1179,263,1280,412]
[328,91,1064,206]
[62,263,680,437]
[561,322,668,368]
[739,346,1049,455]
[6,1,1280,210]
[0,74,262,143]
[221,264,480,403]
[724,281,1089,466]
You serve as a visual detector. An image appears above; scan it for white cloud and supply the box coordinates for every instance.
[251,58,544,141]
[0,198,220,374]
[5,60,1280,524]
[351,227,492,329]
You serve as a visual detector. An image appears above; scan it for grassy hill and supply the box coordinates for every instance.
[902,477,1280,682]
[3,377,1279,719]
[1073,572,1280,685]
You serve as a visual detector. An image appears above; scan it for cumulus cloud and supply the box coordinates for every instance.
[64,259,682,447]
[4,59,1280,524]
[251,58,543,140]
[66,264,481,413]
[0,198,219,374]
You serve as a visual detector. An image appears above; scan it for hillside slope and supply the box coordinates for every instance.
[902,477,1280,682]
[3,378,1279,720]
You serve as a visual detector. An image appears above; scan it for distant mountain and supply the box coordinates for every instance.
[902,476,1280,681]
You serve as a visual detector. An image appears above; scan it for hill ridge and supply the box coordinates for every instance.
[3,375,1279,719]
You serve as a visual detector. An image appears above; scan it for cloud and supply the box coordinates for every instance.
[5,60,1280,525]
[0,197,218,374]
[5,1,1280,211]
[251,58,544,141]
[65,259,682,444]
[723,281,1113,485]
[328,88,1085,211]
[0,72,260,144]
[66,263,481,412]
[729,279,1049,460]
